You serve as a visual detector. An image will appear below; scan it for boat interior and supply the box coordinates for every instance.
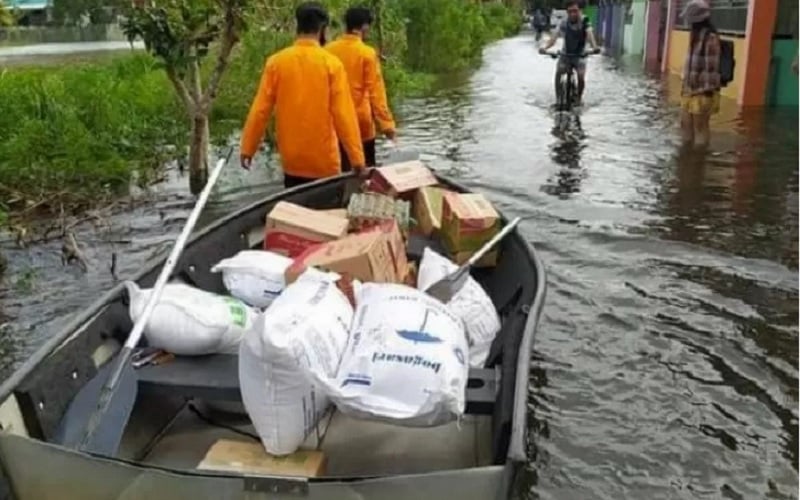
[1,177,540,481]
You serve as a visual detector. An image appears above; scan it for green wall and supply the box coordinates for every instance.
[769,39,799,106]
[584,5,597,26]
[622,1,646,56]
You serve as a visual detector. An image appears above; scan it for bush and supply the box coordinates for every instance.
[0,54,185,210]
[402,0,521,73]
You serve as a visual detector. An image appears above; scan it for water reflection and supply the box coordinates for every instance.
[541,115,587,198]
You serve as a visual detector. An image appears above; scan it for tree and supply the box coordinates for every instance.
[0,1,14,26]
[121,0,247,194]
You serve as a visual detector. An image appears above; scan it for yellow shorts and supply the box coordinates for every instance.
[681,92,720,115]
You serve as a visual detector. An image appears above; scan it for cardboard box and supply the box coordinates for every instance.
[369,161,437,198]
[403,261,418,288]
[441,192,500,268]
[264,201,349,257]
[198,439,326,477]
[414,186,450,236]
[286,220,408,285]
[451,249,498,267]
[319,208,348,219]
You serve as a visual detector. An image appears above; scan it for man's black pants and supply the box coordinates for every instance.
[339,139,377,172]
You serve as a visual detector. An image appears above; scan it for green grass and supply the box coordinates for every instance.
[0,53,185,212]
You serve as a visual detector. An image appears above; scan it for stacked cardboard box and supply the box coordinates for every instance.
[441,192,500,267]
[264,202,348,258]
[368,160,437,198]
[261,160,503,291]
[285,221,408,285]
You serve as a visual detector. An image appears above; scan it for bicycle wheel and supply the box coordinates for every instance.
[564,73,573,111]
[557,75,567,111]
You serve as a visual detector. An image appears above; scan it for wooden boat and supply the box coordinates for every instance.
[0,174,546,500]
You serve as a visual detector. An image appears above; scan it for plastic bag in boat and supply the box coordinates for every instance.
[211,250,293,309]
[309,282,468,427]
[239,270,353,456]
[417,248,501,367]
[125,281,256,356]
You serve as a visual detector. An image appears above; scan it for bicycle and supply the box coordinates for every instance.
[541,50,598,112]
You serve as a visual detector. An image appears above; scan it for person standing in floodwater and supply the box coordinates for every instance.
[326,6,397,170]
[239,2,366,188]
[680,0,721,148]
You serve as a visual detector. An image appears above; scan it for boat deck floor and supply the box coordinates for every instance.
[139,402,493,477]
[142,406,491,476]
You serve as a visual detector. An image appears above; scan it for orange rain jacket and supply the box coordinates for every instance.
[325,34,396,142]
[240,39,365,179]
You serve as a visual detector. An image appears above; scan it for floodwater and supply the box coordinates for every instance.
[0,40,144,66]
[1,33,797,499]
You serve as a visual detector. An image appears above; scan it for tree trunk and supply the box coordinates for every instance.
[188,114,210,195]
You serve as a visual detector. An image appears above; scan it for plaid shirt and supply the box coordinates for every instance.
[682,29,721,95]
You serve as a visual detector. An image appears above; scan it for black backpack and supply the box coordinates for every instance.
[718,39,735,87]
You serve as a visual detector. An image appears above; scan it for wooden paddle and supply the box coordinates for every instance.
[77,148,234,456]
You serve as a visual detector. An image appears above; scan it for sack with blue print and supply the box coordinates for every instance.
[308,282,469,427]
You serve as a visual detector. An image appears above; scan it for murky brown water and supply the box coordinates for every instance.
[1,34,797,499]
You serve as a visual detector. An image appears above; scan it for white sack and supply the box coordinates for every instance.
[125,281,256,356]
[417,248,501,367]
[239,271,353,456]
[211,250,293,308]
[310,282,468,427]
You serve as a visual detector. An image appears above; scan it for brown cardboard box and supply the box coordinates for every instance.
[441,192,500,267]
[414,186,450,236]
[319,208,348,219]
[286,220,408,285]
[264,201,349,258]
[198,439,326,477]
[368,161,437,198]
[403,261,418,288]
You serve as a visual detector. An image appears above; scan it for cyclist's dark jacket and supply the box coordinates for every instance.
[559,16,589,56]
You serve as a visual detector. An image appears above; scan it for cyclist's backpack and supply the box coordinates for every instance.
[718,39,735,87]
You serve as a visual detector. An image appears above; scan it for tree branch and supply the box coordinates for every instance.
[202,9,239,108]
[165,65,196,115]
[190,57,202,103]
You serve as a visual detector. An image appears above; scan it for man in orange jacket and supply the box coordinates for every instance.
[239,2,366,188]
[326,6,396,170]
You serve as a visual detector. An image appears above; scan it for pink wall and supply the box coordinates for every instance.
[644,0,662,69]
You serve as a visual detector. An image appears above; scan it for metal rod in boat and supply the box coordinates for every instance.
[79,147,234,453]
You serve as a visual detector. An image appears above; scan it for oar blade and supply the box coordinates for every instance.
[57,359,138,456]
[80,360,137,456]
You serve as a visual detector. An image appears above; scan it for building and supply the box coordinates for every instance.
[598,0,797,107]
[6,0,52,25]
[661,0,798,106]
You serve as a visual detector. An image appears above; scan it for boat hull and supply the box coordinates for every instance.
[0,433,512,500]
[0,173,546,500]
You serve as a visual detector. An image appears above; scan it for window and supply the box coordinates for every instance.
[774,0,798,38]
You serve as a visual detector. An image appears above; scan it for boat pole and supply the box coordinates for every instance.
[78,147,234,454]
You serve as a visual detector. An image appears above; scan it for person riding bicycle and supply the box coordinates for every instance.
[532,9,549,39]
[539,1,600,106]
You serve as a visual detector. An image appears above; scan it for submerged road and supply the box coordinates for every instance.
[1,33,797,499]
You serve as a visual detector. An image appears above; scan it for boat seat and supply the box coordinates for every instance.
[137,354,497,415]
